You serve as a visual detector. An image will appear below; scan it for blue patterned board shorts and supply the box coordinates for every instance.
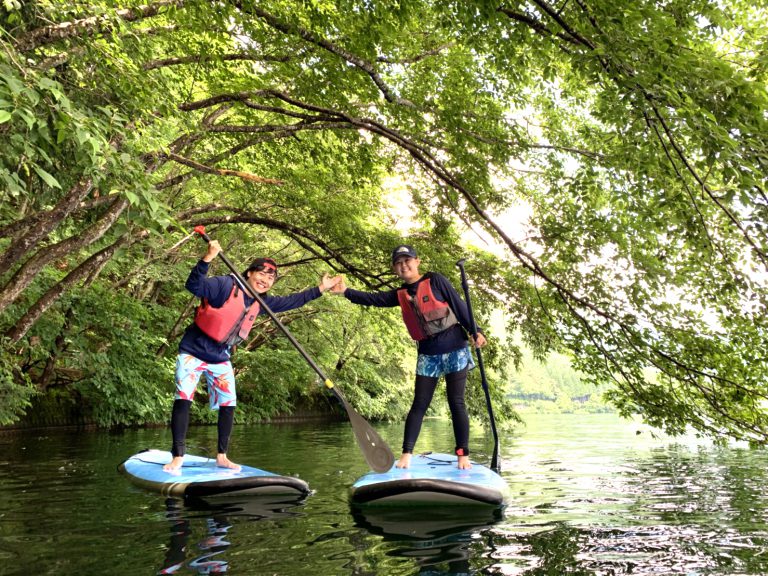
[175,353,237,409]
[416,346,476,378]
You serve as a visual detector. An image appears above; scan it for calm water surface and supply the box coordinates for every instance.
[1,413,767,575]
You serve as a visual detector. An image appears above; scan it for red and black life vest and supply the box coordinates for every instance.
[397,277,458,341]
[194,278,259,346]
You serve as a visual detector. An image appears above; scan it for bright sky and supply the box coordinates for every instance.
[382,175,534,258]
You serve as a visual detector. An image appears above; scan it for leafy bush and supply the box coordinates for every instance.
[0,337,36,425]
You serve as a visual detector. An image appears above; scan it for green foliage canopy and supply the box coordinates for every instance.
[0,1,766,444]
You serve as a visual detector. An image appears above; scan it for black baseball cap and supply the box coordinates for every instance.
[391,244,418,264]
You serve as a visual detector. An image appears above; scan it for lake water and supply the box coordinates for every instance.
[1,413,767,575]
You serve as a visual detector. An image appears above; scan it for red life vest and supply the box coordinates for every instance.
[397,277,458,341]
[194,278,260,346]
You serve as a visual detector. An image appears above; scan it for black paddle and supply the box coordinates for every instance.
[193,226,395,473]
[456,258,500,473]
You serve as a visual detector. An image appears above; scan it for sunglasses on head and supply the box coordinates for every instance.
[252,264,277,277]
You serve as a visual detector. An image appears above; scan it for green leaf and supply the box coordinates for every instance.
[31,165,62,189]
[37,77,64,101]
[124,190,140,204]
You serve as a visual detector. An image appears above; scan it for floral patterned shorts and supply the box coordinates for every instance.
[415,346,476,378]
[174,353,236,409]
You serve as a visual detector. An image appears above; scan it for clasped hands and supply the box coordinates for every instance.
[318,273,344,293]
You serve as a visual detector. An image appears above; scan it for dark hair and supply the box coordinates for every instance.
[243,257,278,278]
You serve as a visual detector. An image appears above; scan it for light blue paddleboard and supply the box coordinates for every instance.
[119,449,310,498]
[350,452,509,507]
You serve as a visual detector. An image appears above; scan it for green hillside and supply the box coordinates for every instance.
[508,352,614,414]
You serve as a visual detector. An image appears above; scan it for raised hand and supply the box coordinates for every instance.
[202,239,221,262]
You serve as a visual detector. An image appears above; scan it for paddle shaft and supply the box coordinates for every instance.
[192,226,394,472]
[456,259,500,473]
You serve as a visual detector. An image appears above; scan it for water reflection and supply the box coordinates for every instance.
[489,438,768,575]
[352,506,503,575]
[5,416,768,575]
[488,521,768,575]
[616,446,768,574]
[626,446,768,525]
[158,495,307,574]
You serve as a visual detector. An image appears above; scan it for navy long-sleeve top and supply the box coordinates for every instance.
[179,260,322,363]
[343,272,481,356]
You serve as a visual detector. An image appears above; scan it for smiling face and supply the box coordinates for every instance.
[246,268,277,294]
[392,256,422,283]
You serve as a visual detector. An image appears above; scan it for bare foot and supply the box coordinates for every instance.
[457,455,472,470]
[216,454,241,472]
[395,453,412,469]
[163,456,184,472]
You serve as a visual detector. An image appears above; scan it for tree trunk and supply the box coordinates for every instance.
[6,229,144,343]
[0,178,93,269]
[38,307,75,390]
[0,196,129,318]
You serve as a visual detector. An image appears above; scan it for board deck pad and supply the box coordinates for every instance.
[119,449,310,498]
[350,452,509,507]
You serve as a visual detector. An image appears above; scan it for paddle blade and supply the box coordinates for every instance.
[347,409,395,472]
[325,380,394,472]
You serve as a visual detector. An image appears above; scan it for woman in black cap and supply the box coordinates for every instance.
[331,245,486,470]
[164,239,341,472]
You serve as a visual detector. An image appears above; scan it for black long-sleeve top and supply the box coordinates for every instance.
[343,272,480,356]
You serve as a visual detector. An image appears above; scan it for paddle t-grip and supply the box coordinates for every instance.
[193,225,210,242]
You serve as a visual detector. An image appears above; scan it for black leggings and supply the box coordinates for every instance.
[401,368,469,455]
[170,399,236,457]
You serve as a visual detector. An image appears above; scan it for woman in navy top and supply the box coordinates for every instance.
[331,245,486,470]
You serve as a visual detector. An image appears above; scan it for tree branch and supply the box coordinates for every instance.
[497,7,581,46]
[143,52,291,70]
[249,6,416,107]
[159,152,285,185]
[15,0,185,52]
[0,196,129,315]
